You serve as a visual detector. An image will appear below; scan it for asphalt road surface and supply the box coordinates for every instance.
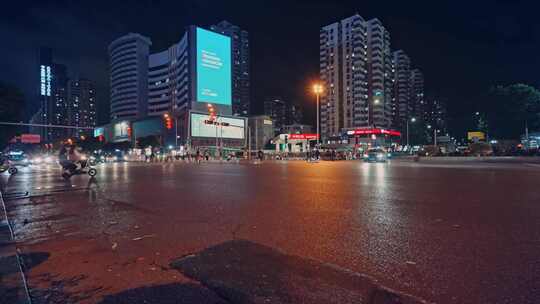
[1,159,540,303]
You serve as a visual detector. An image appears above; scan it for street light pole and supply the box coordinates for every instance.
[406,120,409,147]
[407,117,416,148]
[316,92,320,147]
[313,83,323,148]
[175,117,178,148]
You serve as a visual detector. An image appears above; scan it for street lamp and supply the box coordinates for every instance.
[406,117,416,149]
[312,83,324,148]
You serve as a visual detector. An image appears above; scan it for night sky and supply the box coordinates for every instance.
[1,0,539,134]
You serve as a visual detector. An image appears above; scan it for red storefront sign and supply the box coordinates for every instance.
[346,128,401,137]
[19,134,41,143]
[288,133,319,140]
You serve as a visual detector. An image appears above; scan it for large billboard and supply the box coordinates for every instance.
[196,27,232,105]
[468,131,486,142]
[113,121,130,142]
[191,113,245,139]
[132,118,163,138]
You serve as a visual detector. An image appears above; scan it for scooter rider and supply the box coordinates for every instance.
[59,144,76,172]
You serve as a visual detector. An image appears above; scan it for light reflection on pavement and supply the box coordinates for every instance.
[1,160,540,303]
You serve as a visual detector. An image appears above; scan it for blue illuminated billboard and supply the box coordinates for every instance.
[196,27,232,105]
[94,127,104,137]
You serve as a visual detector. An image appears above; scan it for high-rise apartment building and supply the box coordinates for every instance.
[319,15,369,141]
[366,18,393,128]
[67,79,97,137]
[49,64,69,141]
[211,21,250,116]
[409,69,424,120]
[147,34,189,116]
[392,50,411,130]
[319,16,426,142]
[109,33,152,120]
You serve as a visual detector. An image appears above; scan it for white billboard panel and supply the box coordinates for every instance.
[190,113,245,139]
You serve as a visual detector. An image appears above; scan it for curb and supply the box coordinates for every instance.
[0,190,32,304]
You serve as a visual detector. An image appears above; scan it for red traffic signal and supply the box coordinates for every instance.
[163,114,173,129]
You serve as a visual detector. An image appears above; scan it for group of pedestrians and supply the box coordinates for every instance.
[306,148,321,162]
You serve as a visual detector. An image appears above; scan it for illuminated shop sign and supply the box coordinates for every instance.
[346,128,401,137]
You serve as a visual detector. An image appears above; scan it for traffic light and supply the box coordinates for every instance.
[164,113,173,129]
[207,103,216,122]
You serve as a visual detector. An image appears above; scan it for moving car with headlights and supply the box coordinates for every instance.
[31,154,55,165]
[363,148,389,162]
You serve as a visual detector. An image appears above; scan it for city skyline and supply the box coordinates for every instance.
[1,3,540,304]
[0,1,538,132]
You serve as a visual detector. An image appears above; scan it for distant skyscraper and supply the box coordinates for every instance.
[211,21,250,116]
[366,18,393,128]
[287,104,303,125]
[409,69,424,120]
[424,98,447,134]
[392,50,411,130]
[67,79,96,137]
[264,97,287,134]
[319,15,369,140]
[49,64,69,140]
[109,33,152,120]
[33,47,70,141]
[35,47,51,140]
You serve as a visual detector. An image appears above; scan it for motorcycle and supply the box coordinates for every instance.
[0,159,18,175]
[61,159,97,179]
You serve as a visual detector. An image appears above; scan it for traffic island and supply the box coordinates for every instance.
[170,239,429,304]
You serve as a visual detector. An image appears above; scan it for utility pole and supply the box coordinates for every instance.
[175,117,178,148]
[248,127,251,160]
[525,120,529,150]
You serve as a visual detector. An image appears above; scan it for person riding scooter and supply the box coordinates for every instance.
[60,145,84,173]
[59,143,96,179]
[59,145,76,172]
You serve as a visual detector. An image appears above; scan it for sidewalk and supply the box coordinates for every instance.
[0,191,30,304]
